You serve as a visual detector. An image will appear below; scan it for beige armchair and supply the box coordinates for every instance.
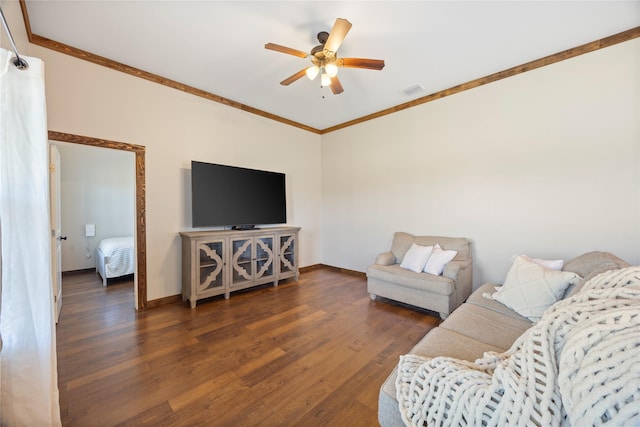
[366,232,472,319]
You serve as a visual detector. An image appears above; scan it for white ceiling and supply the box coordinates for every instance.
[24,1,640,131]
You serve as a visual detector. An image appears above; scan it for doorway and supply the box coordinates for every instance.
[48,131,147,309]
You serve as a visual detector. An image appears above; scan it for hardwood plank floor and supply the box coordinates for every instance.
[57,268,439,426]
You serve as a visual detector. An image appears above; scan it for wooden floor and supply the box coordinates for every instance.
[57,268,439,426]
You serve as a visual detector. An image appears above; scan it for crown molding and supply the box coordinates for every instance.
[19,1,639,135]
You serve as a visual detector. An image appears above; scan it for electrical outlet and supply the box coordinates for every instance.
[85,224,96,237]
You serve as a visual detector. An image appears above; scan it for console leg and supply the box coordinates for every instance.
[369,293,377,301]
[190,300,196,309]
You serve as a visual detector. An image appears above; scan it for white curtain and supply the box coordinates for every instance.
[0,48,61,426]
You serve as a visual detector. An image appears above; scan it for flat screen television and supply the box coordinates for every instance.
[191,161,287,229]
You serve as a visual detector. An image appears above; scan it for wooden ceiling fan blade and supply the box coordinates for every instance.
[265,43,309,58]
[338,58,385,70]
[280,68,308,86]
[330,76,344,95]
[324,18,352,54]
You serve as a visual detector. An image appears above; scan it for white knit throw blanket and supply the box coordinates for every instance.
[396,266,640,426]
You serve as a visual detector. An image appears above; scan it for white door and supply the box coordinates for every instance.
[50,144,63,323]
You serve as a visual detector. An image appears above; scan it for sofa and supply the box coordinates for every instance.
[378,250,631,427]
[367,232,472,319]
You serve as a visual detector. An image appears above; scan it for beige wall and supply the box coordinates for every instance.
[38,52,322,300]
[322,38,640,286]
[4,1,639,295]
[0,1,29,55]
[1,2,323,300]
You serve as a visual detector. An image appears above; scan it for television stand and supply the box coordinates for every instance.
[180,226,300,308]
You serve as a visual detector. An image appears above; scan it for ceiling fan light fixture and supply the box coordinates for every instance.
[265,18,384,95]
[306,65,319,80]
[325,62,338,78]
[321,72,331,87]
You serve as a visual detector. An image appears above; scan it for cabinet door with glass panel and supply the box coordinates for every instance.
[230,235,276,288]
[197,238,227,298]
[278,233,298,280]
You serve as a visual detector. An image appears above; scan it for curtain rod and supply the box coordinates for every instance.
[0,6,28,70]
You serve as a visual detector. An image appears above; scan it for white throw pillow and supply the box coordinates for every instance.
[493,255,580,321]
[519,255,564,271]
[399,243,433,273]
[423,244,457,276]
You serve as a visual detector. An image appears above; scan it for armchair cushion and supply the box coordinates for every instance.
[369,264,454,296]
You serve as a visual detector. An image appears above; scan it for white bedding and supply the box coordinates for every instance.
[96,236,135,286]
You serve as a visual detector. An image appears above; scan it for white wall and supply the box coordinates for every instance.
[0,0,323,300]
[3,1,638,297]
[54,142,135,272]
[322,39,640,287]
[38,53,322,300]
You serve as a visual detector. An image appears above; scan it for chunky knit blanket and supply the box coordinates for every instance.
[396,266,640,426]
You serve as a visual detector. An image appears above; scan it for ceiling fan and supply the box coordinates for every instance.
[265,18,385,95]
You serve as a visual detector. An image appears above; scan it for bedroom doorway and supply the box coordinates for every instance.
[48,131,147,310]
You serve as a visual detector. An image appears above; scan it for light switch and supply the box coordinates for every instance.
[85,224,96,237]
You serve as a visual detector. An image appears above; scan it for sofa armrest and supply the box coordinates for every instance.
[375,251,396,266]
[442,259,471,281]
[443,259,473,307]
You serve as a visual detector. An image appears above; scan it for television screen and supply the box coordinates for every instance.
[191,161,287,228]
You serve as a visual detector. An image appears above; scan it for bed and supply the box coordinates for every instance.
[96,236,135,286]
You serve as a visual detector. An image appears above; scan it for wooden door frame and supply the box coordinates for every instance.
[48,131,147,310]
